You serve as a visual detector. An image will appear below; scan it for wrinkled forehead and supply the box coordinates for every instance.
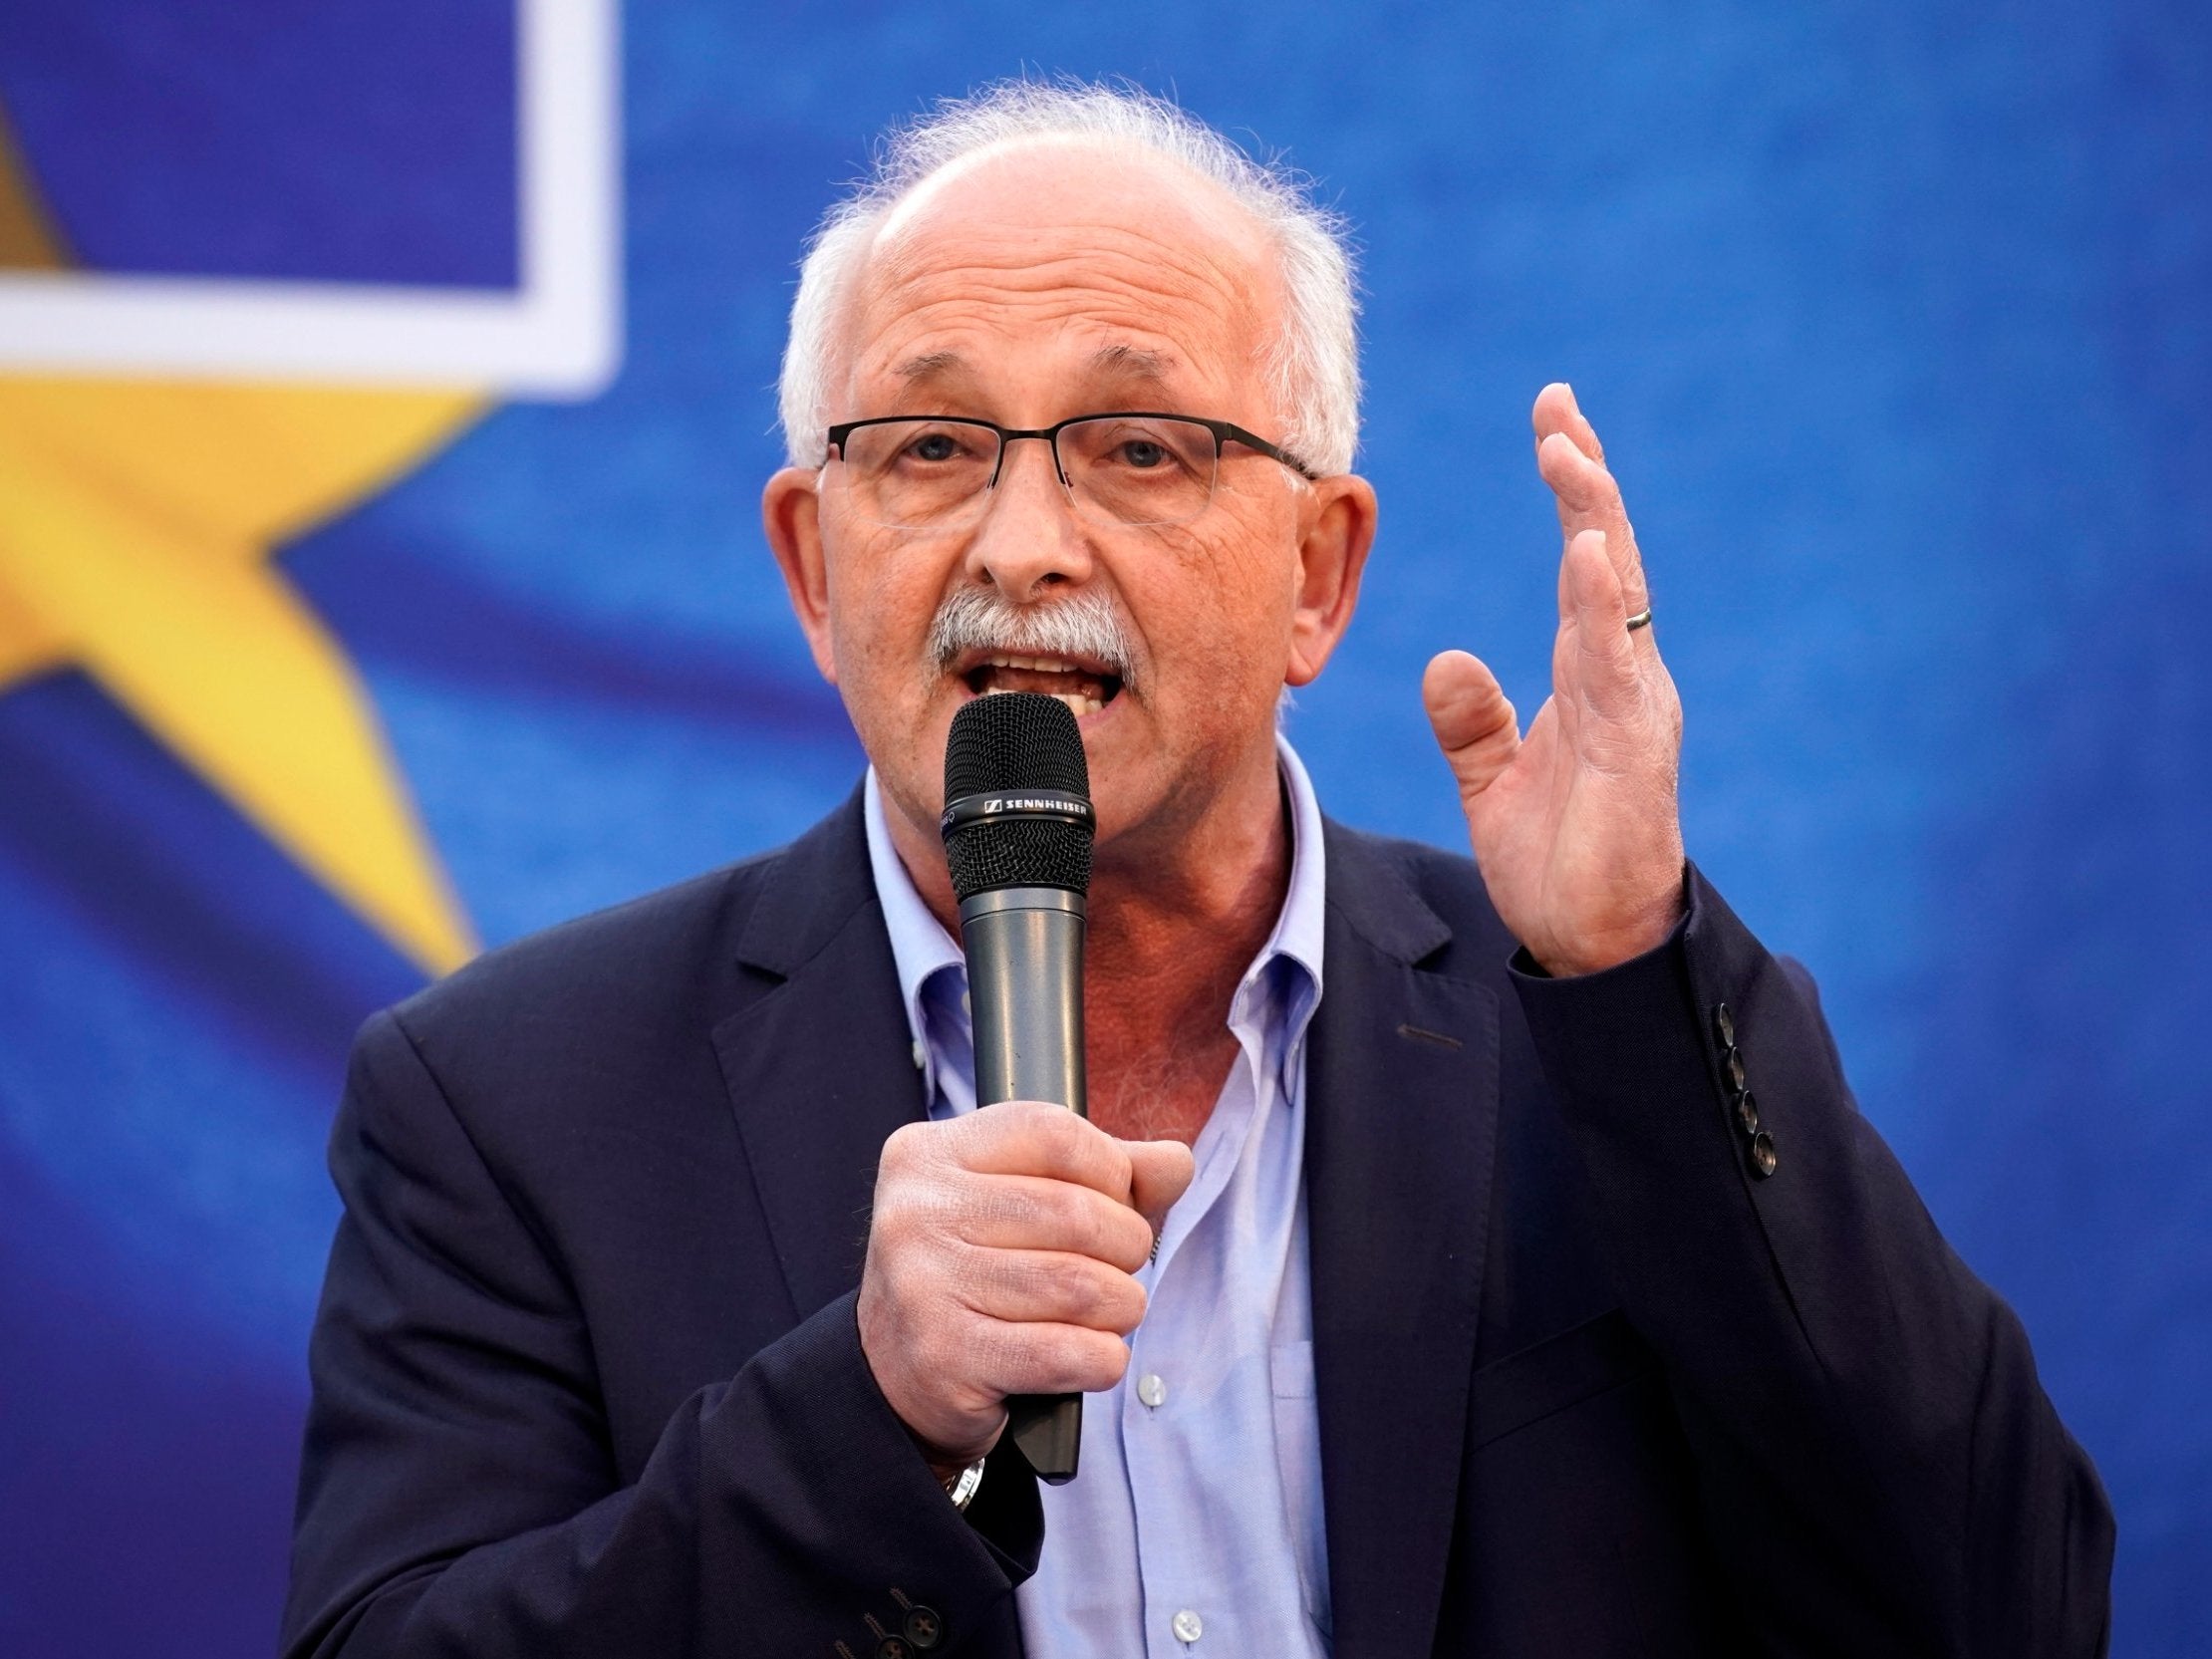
[835,138,1286,415]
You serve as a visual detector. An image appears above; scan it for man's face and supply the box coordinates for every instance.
[765,143,1372,866]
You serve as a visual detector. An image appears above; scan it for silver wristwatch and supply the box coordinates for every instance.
[944,1458,985,1512]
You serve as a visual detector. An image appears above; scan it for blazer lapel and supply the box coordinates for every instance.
[712,789,930,1322]
[1308,821,1502,1658]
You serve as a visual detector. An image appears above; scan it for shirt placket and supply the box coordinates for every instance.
[1120,983,1270,1657]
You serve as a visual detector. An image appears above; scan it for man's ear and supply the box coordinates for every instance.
[1285,473,1378,688]
[762,467,838,684]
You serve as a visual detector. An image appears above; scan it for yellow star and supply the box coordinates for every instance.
[0,376,486,975]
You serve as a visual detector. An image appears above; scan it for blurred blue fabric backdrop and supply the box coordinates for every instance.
[0,2,2205,1654]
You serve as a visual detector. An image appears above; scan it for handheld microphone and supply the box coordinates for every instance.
[941,691,1095,1485]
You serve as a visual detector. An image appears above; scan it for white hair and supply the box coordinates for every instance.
[775,80,1361,475]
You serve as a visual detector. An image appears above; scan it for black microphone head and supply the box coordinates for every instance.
[942,692,1095,901]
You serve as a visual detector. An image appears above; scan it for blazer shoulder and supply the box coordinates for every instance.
[1345,824,1485,897]
[1324,818,1521,972]
[379,834,810,1086]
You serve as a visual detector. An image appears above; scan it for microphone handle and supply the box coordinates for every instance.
[959,886,1087,1485]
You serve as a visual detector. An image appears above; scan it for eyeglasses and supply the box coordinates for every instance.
[823,412,1316,531]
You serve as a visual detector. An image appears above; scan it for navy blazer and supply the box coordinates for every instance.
[282,793,2112,1657]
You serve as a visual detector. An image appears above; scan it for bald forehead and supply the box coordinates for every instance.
[834,140,1285,417]
[874,133,1262,245]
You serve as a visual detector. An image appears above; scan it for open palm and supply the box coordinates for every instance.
[1424,385,1686,977]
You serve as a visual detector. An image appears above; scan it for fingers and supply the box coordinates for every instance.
[858,1107,1188,1459]
[1125,1139,1196,1240]
[952,1130,1190,1265]
[1561,530,1646,734]
[1532,384,1651,628]
[956,1247,1149,1333]
[891,1103,1181,1269]
[1423,649,1521,803]
[1532,380,1604,461]
[951,1099,1137,1200]
[958,1172,1158,1271]
[970,1321,1134,1400]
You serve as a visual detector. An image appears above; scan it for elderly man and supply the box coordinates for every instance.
[282,84,2111,1659]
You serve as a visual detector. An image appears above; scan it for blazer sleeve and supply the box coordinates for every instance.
[1509,865,2113,1659]
[280,1007,1041,1659]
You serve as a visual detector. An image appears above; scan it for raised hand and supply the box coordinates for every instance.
[1423,384,1686,977]
[857,1101,1196,1474]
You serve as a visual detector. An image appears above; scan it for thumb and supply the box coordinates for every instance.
[1124,1139,1197,1238]
[1423,650,1520,803]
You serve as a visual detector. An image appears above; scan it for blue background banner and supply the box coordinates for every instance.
[1,3,2206,1655]
[0,0,519,286]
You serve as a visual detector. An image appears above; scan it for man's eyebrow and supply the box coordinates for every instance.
[886,344,1181,395]
[893,350,971,384]
[1087,345,1177,383]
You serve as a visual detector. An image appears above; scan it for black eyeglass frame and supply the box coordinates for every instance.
[823,411,1321,491]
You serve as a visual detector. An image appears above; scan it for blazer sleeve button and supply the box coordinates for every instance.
[1748,1130,1778,1179]
[903,1606,945,1649]
[1723,1045,1748,1094]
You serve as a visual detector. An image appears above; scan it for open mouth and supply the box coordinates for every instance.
[959,653,1125,718]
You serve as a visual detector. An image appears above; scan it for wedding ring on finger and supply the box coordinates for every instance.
[1624,606,1654,632]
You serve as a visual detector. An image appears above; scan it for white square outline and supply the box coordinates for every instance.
[0,0,620,398]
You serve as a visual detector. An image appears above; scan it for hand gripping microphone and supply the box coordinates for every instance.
[941,691,1095,1484]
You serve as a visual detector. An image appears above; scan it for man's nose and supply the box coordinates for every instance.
[961,436,1095,600]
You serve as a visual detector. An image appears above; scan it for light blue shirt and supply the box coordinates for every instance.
[862,737,1332,1657]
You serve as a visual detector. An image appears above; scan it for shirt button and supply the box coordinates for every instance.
[911,1039,927,1070]
[1171,1608,1204,1644]
[1137,1373,1168,1408]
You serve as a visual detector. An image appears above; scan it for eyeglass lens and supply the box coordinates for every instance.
[835,416,1221,529]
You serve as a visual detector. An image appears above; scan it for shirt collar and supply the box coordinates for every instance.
[863,732,1328,1055]
[863,766,967,1064]
[1259,734,1327,1017]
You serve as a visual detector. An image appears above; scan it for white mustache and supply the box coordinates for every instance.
[928,589,1136,688]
